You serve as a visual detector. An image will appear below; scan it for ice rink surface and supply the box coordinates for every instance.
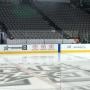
[61,53,90,90]
[0,53,90,90]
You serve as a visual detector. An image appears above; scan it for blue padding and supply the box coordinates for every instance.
[58,44,61,53]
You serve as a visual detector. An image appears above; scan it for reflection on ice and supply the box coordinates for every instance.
[60,53,90,90]
[0,54,60,65]
[0,53,90,90]
[0,54,60,90]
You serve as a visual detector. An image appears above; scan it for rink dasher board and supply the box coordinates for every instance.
[61,44,90,53]
[0,44,59,54]
[0,44,90,54]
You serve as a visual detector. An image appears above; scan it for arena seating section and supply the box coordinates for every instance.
[0,1,90,44]
[35,2,90,38]
[0,3,57,38]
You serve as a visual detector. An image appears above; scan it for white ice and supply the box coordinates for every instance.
[0,53,90,90]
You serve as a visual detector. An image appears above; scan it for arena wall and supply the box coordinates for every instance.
[0,44,90,54]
